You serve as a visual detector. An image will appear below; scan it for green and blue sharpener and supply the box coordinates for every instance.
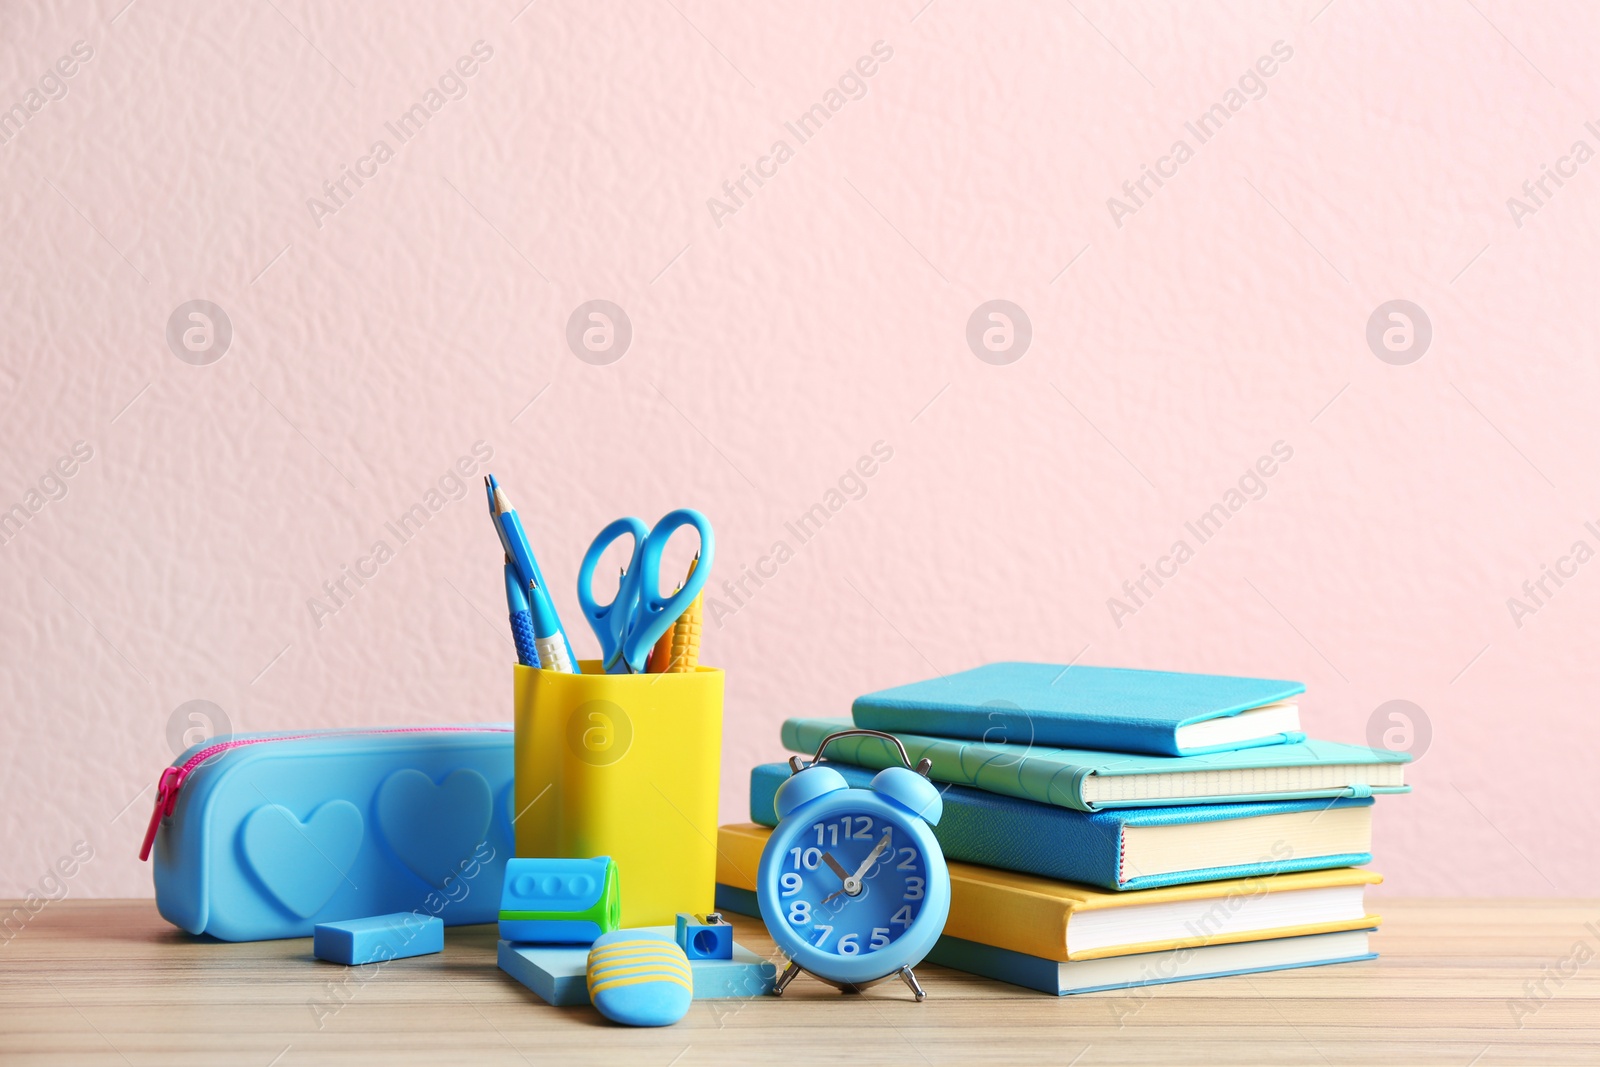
[498,856,621,944]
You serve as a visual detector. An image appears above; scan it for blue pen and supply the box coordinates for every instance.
[504,561,540,668]
[489,478,579,669]
[527,575,574,673]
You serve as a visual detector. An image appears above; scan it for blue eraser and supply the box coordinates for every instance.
[587,929,693,1027]
[498,940,593,1006]
[499,927,776,1006]
[675,912,733,960]
[498,856,620,944]
[313,912,443,965]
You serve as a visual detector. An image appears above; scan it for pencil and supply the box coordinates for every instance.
[489,478,579,669]
[648,556,702,674]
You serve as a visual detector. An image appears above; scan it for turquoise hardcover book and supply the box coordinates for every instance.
[852,662,1306,757]
[782,717,1409,812]
[747,762,1376,891]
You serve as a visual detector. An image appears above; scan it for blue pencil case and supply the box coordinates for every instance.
[142,725,515,942]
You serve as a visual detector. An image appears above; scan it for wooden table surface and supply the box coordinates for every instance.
[2,899,1596,1065]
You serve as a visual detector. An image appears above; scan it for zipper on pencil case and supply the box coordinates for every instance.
[138,725,512,861]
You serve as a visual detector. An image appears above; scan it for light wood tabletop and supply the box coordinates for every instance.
[2,899,1596,1065]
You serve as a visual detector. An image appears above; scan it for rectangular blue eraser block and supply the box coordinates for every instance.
[675,912,734,960]
[498,926,776,1006]
[314,912,444,965]
[497,940,592,1006]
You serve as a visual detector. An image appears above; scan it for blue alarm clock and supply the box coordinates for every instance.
[756,729,950,1000]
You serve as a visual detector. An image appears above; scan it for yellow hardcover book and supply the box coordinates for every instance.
[717,822,1382,962]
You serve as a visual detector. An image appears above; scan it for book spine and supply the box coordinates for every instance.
[925,935,1066,994]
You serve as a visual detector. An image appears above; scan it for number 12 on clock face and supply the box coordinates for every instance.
[777,815,927,956]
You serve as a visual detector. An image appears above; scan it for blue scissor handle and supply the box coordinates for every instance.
[622,508,715,674]
[577,516,650,672]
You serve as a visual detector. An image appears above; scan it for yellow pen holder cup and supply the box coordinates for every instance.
[513,661,724,928]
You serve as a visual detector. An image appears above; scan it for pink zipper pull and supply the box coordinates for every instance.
[140,766,187,862]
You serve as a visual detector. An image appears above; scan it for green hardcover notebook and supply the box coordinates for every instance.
[782,717,1409,812]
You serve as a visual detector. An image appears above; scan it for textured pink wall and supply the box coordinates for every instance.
[3,0,1596,901]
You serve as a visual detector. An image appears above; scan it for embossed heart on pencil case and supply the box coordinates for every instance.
[142,726,515,942]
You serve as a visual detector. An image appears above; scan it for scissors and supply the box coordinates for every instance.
[577,508,714,674]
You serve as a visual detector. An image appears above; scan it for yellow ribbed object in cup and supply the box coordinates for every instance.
[514,661,724,927]
[649,591,703,673]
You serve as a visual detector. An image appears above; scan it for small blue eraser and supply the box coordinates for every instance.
[587,929,693,1026]
[313,912,443,965]
[675,912,733,960]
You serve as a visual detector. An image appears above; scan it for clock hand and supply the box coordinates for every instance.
[821,832,898,907]
[829,832,896,900]
[850,832,894,884]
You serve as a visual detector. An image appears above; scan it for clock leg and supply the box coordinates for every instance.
[897,966,927,1002]
[773,960,803,996]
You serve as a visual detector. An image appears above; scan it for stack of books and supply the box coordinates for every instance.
[713,662,1411,996]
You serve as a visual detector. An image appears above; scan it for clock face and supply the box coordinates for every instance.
[772,810,928,959]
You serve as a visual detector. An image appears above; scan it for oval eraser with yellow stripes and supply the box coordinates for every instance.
[585,929,694,1026]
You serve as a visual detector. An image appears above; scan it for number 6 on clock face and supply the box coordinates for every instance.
[756,755,951,994]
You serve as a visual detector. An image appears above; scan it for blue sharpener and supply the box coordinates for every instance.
[674,912,733,960]
[498,857,620,944]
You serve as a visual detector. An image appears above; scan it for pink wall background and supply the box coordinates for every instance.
[3,0,1597,900]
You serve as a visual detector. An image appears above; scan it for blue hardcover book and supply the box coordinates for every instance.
[783,716,1409,812]
[925,929,1377,996]
[853,662,1306,757]
[748,762,1375,891]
